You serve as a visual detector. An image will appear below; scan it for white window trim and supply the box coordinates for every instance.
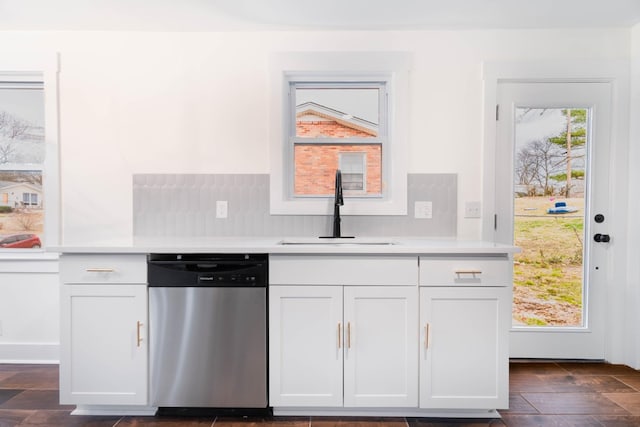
[0,52,60,258]
[269,51,411,215]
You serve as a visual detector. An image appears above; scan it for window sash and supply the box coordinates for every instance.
[287,79,389,200]
[0,76,47,251]
[289,81,388,142]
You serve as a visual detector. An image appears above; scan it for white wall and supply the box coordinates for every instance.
[0,27,634,363]
[0,29,627,244]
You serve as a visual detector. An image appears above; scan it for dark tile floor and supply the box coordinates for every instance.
[1,361,640,426]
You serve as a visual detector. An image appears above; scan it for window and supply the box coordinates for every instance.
[339,152,367,193]
[0,53,59,253]
[291,81,384,198]
[269,52,411,215]
[0,82,44,249]
[23,192,39,206]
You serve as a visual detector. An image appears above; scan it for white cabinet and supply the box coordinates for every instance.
[268,286,343,407]
[269,285,418,408]
[343,286,418,407]
[418,255,511,410]
[59,254,148,406]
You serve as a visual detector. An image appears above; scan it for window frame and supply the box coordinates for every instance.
[269,51,411,216]
[0,52,60,257]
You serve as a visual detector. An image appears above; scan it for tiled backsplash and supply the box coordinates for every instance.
[133,174,457,238]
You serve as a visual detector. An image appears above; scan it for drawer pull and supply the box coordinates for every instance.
[137,321,143,347]
[86,268,115,273]
[455,270,482,277]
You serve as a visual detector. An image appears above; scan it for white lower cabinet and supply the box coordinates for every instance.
[343,286,418,407]
[269,285,418,408]
[269,286,343,407]
[60,283,148,405]
[419,286,510,409]
[56,250,513,416]
[59,253,149,407]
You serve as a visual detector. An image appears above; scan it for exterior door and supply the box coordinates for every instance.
[495,81,611,359]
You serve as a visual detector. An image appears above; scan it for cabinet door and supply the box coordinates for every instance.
[269,286,343,407]
[60,284,148,405]
[343,286,418,407]
[419,287,509,409]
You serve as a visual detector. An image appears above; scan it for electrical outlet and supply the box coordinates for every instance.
[216,201,228,219]
[414,201,433,219]
[464,201,482,218]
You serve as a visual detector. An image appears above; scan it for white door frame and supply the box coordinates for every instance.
[481,60,631,364]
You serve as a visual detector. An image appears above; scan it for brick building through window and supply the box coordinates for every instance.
[294,102,382,197]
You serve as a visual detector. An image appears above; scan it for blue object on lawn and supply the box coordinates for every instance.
[547,201,578,214]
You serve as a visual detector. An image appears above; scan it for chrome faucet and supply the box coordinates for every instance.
[332,169,344,238]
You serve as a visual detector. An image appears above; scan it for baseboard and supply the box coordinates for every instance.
[72,405,157,416]
[0,342,59,364]
[272,407,501,418]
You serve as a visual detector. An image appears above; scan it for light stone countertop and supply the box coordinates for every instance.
[49,236,520,255]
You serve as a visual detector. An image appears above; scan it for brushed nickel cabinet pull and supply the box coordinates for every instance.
[347,322,351,349]
[338,322,342,349]
[86,268,115,273]
[137,321,143,347]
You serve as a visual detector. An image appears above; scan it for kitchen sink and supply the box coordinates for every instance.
[278,237,398,246]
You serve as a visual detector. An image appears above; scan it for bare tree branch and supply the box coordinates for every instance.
[0,110,33,164]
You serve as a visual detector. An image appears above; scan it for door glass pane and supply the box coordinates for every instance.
[513,107,588,328]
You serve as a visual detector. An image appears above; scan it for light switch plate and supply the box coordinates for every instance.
[216,201,228,219]
[464,201,481,218]
[414,201,433,219]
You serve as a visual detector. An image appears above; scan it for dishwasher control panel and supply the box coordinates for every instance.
[147,253,268,287]
[197,272,261,285]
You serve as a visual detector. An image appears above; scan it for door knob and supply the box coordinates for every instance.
[594,233,610,243]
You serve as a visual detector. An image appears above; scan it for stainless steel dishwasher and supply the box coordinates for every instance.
[148,253,268,410]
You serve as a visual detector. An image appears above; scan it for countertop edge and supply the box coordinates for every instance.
[49,238,520,255]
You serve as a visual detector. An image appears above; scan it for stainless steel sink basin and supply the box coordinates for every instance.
[278,237,398,246]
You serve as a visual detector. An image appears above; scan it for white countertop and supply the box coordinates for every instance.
[50,236,520,255]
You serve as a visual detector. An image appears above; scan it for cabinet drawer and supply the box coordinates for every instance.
[60,254,147,284]
[270,255,417,286]
[419,255,511,287]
